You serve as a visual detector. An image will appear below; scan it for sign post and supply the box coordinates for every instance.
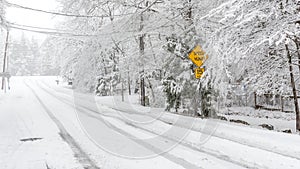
[188,45,208,116]
[188,45,208,79]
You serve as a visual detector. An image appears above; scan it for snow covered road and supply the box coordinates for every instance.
[1,76,300,169]
[0,77,83,169]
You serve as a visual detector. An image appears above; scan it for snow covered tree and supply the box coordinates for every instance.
[41,0,300,123]
[192,0,300,127]
[8,34,43,76]
[163,76,182,112]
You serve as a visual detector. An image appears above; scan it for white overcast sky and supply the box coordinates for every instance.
[6,0,59,42]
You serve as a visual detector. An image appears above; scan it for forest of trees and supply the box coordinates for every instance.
[8,34,40,76]
[40,0,227,114]
[0,33,59,76]
[1,0,300,128]
[36,0,299,118]
[1,1,59,76]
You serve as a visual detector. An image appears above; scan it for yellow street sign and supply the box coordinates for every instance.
[188,45,208,67]
[195,67,205,79]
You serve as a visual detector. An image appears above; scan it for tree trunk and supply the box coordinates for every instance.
[121,75,124,102]
[286,43,300,131]
[281,95,284,112]
[139,9,146,106]
[254,92,257,109]
[140,75,146,106]
[294,38,300,74]
[294,38,300,131]
[147,77,155,103]
[128,71,131,95]
[187,0,192,23]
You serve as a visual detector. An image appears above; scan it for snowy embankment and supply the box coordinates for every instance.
[219,107,297,133]
[37,76,300,169]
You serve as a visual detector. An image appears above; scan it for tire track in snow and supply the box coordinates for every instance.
[32,80,204,169]
[24,80,100,169]
[35,80,252,169]
[39,79,300,161]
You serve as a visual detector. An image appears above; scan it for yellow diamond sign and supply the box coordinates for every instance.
[195,67,205,79]
[188,45,208,67]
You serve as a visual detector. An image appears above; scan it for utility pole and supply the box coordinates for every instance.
[2,30,9,91]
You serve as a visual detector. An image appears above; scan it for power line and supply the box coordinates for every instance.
[7,21,71,32]
[5,23,96,37]
[4,22,139,38]
[3,0,135,18]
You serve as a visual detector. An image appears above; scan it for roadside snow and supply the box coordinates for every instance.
[223,107,295,120]
[219,106,297,132]
[0,77,82,169]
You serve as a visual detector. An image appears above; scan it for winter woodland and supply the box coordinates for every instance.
[1,0,300,130]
